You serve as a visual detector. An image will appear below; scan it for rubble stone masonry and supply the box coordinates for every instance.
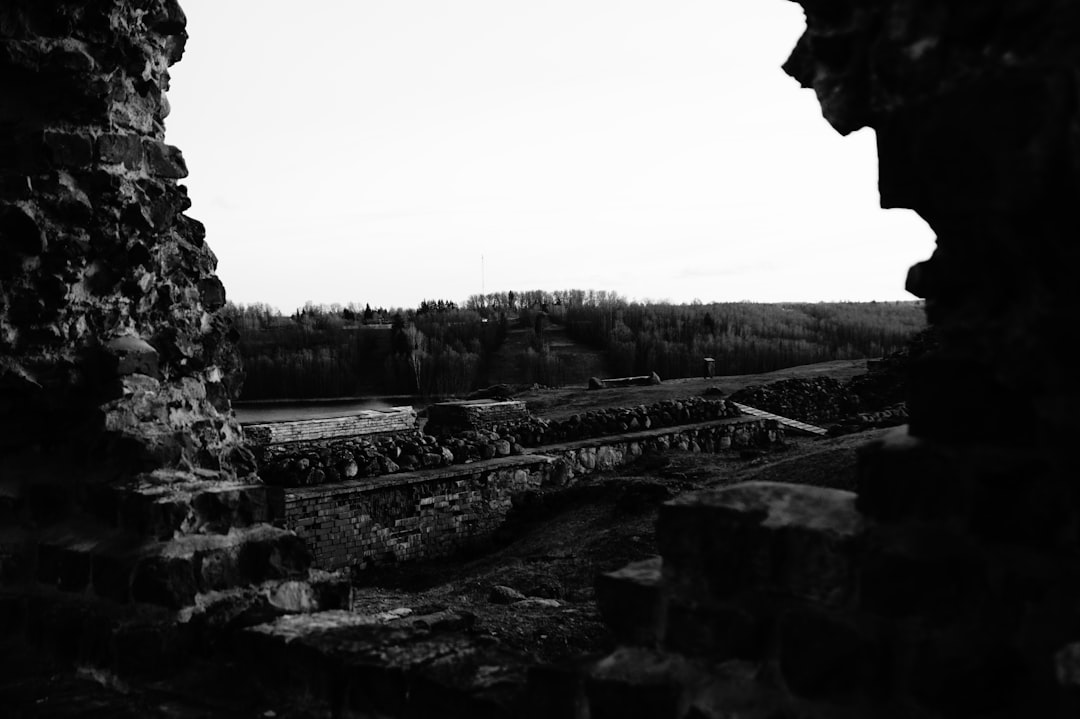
[0,0,345,673]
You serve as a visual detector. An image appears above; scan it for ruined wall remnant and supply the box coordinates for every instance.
[0,1,251,483]
[784,0,1080,446]
[0,0,344,671]
[279,417,782,570]
[571,3,1080,717]
[5,0,1080,713]
[243,406,419,446]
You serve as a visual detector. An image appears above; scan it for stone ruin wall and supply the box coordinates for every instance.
[0,0,347,642]
[253,396,746,488]
[242,406,419,446]
[3,0,1080,715]
[562,1,1080,716]
[0,0,251,485]
[277,417,783,571]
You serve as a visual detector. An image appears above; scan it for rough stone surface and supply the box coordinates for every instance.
[0,0,343,682]
[276,419,782,570]
[561,2,1080,717]
[242,406,418,446]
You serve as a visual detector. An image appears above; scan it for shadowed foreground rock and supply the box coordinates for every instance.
[566,1,1080,716]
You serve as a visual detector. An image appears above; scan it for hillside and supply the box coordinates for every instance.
[482,321,607,388]
[225,298,925,400]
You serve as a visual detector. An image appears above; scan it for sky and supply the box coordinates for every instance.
[166,1,935,313]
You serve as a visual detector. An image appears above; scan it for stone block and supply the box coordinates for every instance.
[966,451,1067,548]
[131,554,198,609]
[595,556,664,646]
[906,631,1030,717]
[92,550,136,603]
[857,524,988,621]
[585,648,689,719]
[658,481,863,608]
[776,607,881,700]
[42,130,93,168]
[36,541,92,592]
[96,132,143,168]
[525,659,590,719]
[855,425,968,522]
[662,599,759,661]
[105,335,160,378]
[141,138,188,178]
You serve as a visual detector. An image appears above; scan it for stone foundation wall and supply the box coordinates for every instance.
[276,456,552,571]
[275,417,782,570]
[252,398,748,488]
[0,0,343,649]
[540,418,782,485]
[425,400,529,433]
[242,407,417,446]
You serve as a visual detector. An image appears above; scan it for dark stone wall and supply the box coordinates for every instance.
[280,418,782,571]
[784,0,1080,448]
[555,4,1080,718]
[0,0,254,517]
[0,2,348,641]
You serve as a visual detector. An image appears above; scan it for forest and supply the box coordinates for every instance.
[225,292,925,400]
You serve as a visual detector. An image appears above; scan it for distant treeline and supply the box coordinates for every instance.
[557,299,925,378]
[226,301,506,400]
[225,293,925,400]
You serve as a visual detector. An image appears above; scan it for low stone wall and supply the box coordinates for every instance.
[242,407,417,446]
[424,399,528,433]
[273,456,553,571]
[729,377,859,425]
[540,418,783,485]
[273,417,782,570]
[254,397,745,488]
[508,397,743,446]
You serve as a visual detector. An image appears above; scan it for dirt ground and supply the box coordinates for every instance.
[352,426,890,664]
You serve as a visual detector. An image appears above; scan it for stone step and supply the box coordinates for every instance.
[657,481,864,611]
[237,608,531,718]
[13,469,273,541]
[595,556,664,647]
[582,647,786,719]
[27,522,312,609]
[102,472,273,540]
[730,402,829,436]
[0,566,350,681]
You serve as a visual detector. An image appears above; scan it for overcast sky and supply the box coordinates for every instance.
[167,1,934,313]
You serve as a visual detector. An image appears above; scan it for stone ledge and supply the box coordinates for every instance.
[658,482,863,608]
[280,454,557,502]
[238,608,530,718]
[596,556,664,647]
[242,406,418,446]
[528,415,777,454]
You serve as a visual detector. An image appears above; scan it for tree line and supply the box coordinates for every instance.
[224,293,925,400]
[224,301,506,400]
[556,299,925,378]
